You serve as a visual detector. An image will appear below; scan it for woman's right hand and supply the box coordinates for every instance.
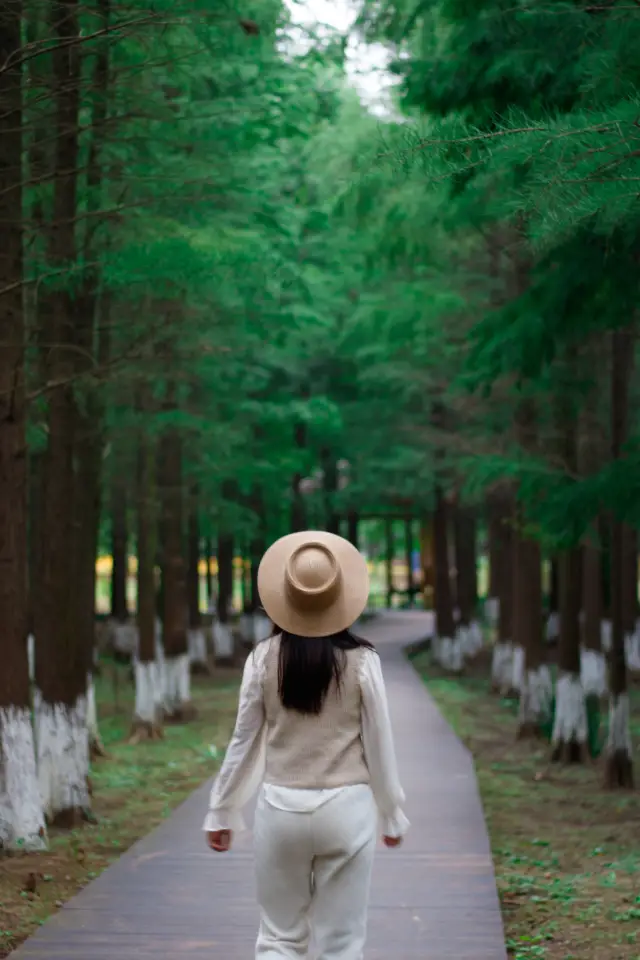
[383,835,402,848]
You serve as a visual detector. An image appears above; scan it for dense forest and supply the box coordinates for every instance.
[1,0,639,863]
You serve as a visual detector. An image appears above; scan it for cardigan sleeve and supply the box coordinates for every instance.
[202,643,268,834]
[360,648,410,839]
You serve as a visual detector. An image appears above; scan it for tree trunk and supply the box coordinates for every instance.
[385,518,394,608]
[187,488,208,673]
[205,536,213,609]
[110,479,129,622]
[454,505,481,658]
[0,2,47,848]
[582,528,606,697]
[73,417,103,758]
[214,534,235,661]
[432,487,459,670]
[487,492,508,625]
[159,425,192,721]
[241,489,269,645]
[322,450,340,534]
[132,426,163,741]
[552,547,588,761]
[34,0,90,828]
[545,558,560,643]
[404,517,414,606]
[491,494,514,692]
[622,526,639,669]
[514,532,550,735]
[605,328,634,787]
[347,511,359,549]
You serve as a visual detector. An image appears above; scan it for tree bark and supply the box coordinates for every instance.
[214,533,236,661]
[322,450,340,534]
[110,478,129,623]
[34,0,90,828]
[490,492,514,692]
[454,506,477,627]
[581,528,606,698]
[132,425,162,740]
[605,328,634,788]
[513,529,549,736]
[187,490,201,631]
[551,547,588,761]
[186,486,208,673]
[347,511,359,549]
[159,423,192,720]
[385,518,394,608]
[0,1,46,849]
[432,487,459,670]
[205,536,213,609]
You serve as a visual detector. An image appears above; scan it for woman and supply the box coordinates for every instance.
[203,531,408,959]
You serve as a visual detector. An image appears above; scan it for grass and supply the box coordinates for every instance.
[411,648,640,960]
[0,660,242,958]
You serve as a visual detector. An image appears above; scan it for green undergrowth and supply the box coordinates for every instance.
[0,661,242,957]
[411,649,640,960]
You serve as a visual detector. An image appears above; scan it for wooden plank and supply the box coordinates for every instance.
[10,611,506,960]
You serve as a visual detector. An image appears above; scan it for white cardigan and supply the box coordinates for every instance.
[202,642,409,838]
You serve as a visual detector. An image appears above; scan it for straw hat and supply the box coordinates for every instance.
[257,531,370,638]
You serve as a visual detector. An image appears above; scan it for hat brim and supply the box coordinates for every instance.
[257,531,370,638]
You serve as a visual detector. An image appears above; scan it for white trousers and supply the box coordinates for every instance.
[254,784,377,960]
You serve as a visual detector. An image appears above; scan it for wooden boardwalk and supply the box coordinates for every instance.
[11,612,507,959]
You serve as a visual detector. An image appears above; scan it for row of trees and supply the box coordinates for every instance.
[1,0,417,850]
[2,0,639,855]
[346,0,640,786]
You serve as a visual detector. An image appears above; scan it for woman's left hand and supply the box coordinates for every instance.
[207,830,232,852]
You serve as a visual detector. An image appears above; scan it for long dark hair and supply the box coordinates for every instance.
[269,625,374,716]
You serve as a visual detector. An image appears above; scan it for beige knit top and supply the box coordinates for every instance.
[262,635,370,789]
[203,636,409,838]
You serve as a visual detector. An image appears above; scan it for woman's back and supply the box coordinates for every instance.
[262,635,370,790]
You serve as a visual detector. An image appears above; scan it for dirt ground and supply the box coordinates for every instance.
[0,663,242,958]
[412,649,640,960]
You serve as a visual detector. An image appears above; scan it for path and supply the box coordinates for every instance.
[11,612,507,959]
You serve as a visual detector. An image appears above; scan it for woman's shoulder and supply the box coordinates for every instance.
[348,642,380,673]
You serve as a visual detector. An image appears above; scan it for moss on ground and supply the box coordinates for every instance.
[0,661,242,957]
[411,649,640,960]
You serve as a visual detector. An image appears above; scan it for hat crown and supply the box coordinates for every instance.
[285,541,340,609]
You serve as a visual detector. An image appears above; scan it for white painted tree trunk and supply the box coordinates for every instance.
[580,648,607,697]
[509,645,525,695]
[0,707,47,851]
[108,619,137,656]
[601,618,612,653]
[253,613,271,645]
[435,635,463,672]
[164,654,191,715]
[34,692,90,821]
[551,672,588,758]
[188,628,208,669]
[457,621,483,659]
[518,665,552,731]
[213,622,234,660]
[604,693,633,786]
[625,625,640,671]
[238,614,254,645]
[86,674,104,756]
[134,660,162,725]
[606,693,632,754]
[27,633,35,683]
[485,596,499,628]
[491,641,513,691]
[545,612,560,644]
